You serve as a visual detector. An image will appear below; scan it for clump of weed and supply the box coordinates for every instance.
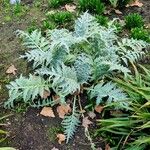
[33,0,42,7]
[46,11,73,25]
[78,0,105,14]
[131,27,150,43]
[27,21,39,34]
[2,0,28,21]
[125,13,144,29]
[42,20,56,31]
[95,15,109,27]
[47,126,64,141]
[48,0,73,8]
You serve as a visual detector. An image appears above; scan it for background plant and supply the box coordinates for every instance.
[125,13,144,30]
[131,27,150,43]
[108,0,130,8]
[4,12,148,143]
[48,0,73,8]
[96,65,150,149]
[0,115,10,143]
[78,0,105,14]
[45,11,74,27]
[95,15,109,27]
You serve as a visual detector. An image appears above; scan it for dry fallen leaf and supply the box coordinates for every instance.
[52,95,60,101]
[40,107,55,117]
[126,0,143,7]
[6,64,17,75]
[82,117,93,128]
[41,90,50,99]
[88,111,96,119]
[145,23,150,29]
[114,9,123,15]
[51,147,59,150]
[95,105,104,113]
[105,144,111,150]
[65,4,76,12]
[57,104,71,118]
[104,9,111,15]
[57,134,66,144]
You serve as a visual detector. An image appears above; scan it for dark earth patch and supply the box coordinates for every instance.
[1,107,104,150]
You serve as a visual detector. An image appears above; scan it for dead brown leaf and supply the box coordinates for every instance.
[40,107,55,117]
[41,90,50,99]
[95,105,104,113]
[114,9,123,15]
[52,95,60,101]
[105,144,111,150]
[126,0,143,7]
[57,134,66,144]
[104,9,111,15]
[145,23,150,29]
[82,117,93,128]
[65,4,76,12]
[57,104,71,119]
[88,111,96,119]
[6,64,17,75]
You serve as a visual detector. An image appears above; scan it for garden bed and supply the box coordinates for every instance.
[0,0,150,150]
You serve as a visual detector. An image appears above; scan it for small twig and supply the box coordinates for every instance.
[78,94,84,115]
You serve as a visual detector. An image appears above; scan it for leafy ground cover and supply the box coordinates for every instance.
[0,0,150,150]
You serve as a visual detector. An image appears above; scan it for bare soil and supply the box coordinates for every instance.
[0,0,150,150]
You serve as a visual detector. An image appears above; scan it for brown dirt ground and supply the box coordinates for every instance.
[0,0,150,150]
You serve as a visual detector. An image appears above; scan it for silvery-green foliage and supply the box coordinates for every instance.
[7,12,148,108]
[17,30,50,52]
[74,12,100,38]
[74,54,91,84]
[47,29,75,53]
[6,12,148,143]
[36,63,80,96]
[5,74,50,108]
[118,38,147,65]
[30,99,52,108]
[90,82,128,109]
[20,49,52,68]
[62,97,80,143]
